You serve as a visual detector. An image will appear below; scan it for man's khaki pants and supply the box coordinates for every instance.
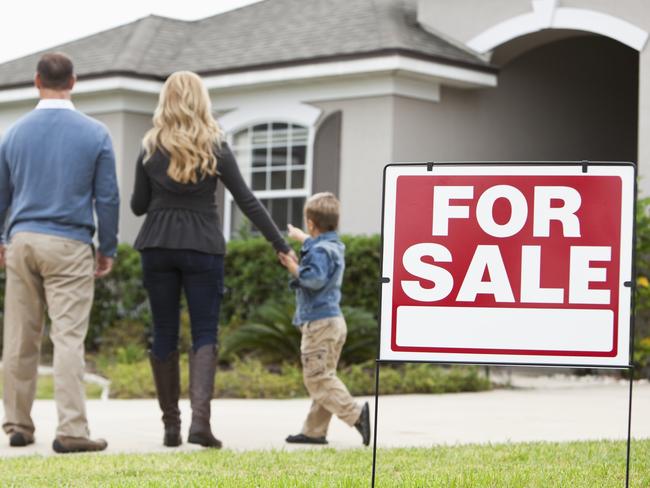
[2,232,94,438]
[300,316,362,438]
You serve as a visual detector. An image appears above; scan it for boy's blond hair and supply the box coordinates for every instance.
[304,192,340,232]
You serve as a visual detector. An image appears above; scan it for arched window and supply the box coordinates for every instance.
[224,121,311,237]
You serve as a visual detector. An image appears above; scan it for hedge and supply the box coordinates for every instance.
[221,234,381,323]
[0,235,381,353]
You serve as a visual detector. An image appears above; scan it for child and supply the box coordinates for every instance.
[278,192,370,446]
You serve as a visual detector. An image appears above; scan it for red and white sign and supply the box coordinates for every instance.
[380,163,635,366]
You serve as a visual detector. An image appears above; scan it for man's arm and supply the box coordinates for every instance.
[93,132,120,276]
[0,140,12,268]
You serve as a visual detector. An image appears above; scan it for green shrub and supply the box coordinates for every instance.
[90,244,150,350]
[222,234,381,324]
[342,362,491,395]
[221,299,301,364]
[635,197,650,377]
[636,198,650,317]
[97,319,149,359]
[221,299,377,365]
[100,355,305,399]
[98,355,489,399]
[100,357,160,399]
[221,238,294,324]
[217,360,305,399]
[0,370,103,400]
[338,306,378,364]
[633,336,650,378]
[340,234,381,314]
[0,235,381,354]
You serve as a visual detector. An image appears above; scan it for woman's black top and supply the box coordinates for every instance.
[130,143,290,255]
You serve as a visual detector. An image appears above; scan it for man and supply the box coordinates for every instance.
[0,52,119,453]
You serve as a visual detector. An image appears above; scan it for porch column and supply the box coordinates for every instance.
[639,46,650,197]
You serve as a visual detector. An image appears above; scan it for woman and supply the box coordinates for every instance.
[131,71,292,449]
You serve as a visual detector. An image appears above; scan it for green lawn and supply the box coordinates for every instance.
[0,440,647,487]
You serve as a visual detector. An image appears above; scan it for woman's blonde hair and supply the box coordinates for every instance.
[142,71,224,184]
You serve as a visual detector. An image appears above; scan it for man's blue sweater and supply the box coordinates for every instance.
[0,101,120,256]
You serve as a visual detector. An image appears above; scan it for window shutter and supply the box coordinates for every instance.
[312,110,342,196]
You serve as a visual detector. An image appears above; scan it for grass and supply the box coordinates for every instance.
[0,373,103,400]
[0,440,647,487]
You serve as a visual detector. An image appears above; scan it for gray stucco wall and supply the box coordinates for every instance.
[92,111,152,244]
[640,45,650,195]
[393,35,638,173]
[311,96,393,235]
[0,102,34,135]
[417,0,527,44]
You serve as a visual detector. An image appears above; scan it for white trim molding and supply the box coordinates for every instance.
[212,73,442,107]
[0,76,163,104]
[468,0,649,53]
[0,54,494,107]
[203,54,496,90]
[218,103,321,133]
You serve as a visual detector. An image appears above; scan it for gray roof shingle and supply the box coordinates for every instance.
[0,0,492,89]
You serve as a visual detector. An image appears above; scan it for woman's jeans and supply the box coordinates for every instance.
[141,249,224,360]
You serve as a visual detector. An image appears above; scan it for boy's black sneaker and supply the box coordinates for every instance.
[285,433,328,445]
[354,402,370,446]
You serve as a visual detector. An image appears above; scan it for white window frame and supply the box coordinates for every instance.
[222,118,315,239]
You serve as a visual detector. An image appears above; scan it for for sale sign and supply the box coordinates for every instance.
[379,163,635,366]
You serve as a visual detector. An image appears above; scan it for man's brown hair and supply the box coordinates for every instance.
[37,53,74,90]
[304,192,340,232]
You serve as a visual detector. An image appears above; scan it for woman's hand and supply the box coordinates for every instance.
[287,224,308,243]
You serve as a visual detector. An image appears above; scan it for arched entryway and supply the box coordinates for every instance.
[392,31,639,173]
[480,31,639,164]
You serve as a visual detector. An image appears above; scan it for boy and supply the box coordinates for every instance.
[278,192,370,446]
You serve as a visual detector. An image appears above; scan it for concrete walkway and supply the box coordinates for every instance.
[0,376,648,457]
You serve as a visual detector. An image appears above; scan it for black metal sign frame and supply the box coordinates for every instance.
[371,161,638,488]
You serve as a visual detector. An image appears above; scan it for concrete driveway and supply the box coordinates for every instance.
[0,375,648,457]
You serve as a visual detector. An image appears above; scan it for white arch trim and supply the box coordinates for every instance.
[467,4,649,53]
[217,102,321,133]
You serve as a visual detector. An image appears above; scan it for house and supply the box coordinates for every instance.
[0,0,647,243]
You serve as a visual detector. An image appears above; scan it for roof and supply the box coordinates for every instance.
[0,0,493,90]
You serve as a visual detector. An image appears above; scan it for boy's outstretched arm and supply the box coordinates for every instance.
[287,224,309,243]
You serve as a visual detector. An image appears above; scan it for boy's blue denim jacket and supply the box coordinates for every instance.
[290,231,344,326]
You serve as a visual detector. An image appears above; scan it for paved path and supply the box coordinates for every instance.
[0,376,648,457]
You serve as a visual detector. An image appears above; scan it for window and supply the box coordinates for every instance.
[225,122,311,238]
